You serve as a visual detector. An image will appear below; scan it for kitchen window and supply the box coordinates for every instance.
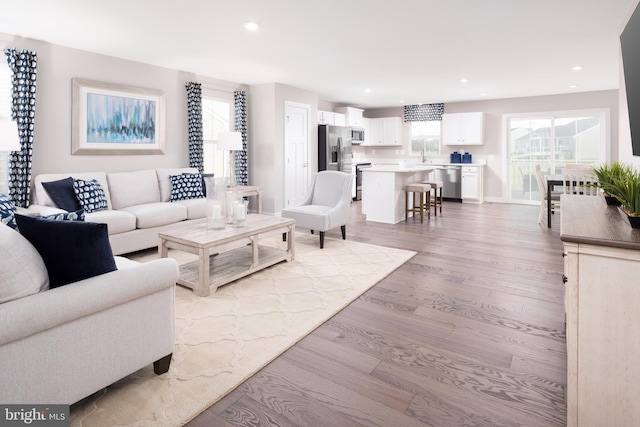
[410,121,441,155]
[202,96,233,176]
[507,109,609,203]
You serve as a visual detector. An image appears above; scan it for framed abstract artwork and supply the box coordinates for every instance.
[71,78,165,155]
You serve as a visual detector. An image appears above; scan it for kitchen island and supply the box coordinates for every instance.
[361,164,434,223]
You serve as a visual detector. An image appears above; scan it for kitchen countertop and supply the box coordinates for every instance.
[365,164,436,173]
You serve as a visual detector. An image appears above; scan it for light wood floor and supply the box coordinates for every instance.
[187,201,566,427]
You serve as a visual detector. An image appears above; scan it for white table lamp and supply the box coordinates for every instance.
[0,120,20,152]
[217,132,243,187]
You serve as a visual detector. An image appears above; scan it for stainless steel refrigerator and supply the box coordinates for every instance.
[318,125,352,172]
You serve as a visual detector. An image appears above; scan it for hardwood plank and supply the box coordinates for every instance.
[187,201,567,426]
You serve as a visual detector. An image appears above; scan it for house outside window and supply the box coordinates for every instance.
[507,109,609,202]
[410,121,441,155]
[0,65,11,194]
[202,96,233,177]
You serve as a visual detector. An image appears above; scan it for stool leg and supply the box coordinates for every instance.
[405,191,409,222]
[419,192,424,223]
[426,191,431,219]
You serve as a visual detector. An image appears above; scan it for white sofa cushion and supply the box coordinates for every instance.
[174,198,207,219]
[0,224,49,303]
[156,167,200,202]
[85,209,137,235]
[107,170,161,210]
[34,172,111,208]
[121,202,187,229]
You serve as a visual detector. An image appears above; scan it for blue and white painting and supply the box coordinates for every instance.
[86,93,156,144]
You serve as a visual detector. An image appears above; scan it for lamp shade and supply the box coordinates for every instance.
[0,120,20,151]
[217,131,243,151]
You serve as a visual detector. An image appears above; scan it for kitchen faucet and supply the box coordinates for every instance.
[421,149,425,163]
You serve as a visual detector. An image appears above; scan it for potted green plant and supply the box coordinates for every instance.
[604,164,640,228]
[591,161,634,206]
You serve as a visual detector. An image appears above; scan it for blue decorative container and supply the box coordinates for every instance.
[450,152,461,163]
[462,153,472,163]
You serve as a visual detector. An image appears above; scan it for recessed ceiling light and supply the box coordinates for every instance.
[572,65,583,71]
[570,84,579,89]
[460,78,469,83]
[364,88,371,93]
[244,22,259,31]
[399,99,405,103]
[480,93,487,96]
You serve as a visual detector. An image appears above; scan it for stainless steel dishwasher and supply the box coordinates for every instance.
[434,165,462,201]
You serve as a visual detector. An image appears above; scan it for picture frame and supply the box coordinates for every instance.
[72,78,165,155]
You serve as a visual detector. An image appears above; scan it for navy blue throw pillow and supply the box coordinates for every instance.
[42,177,81,212]
[15,214,117,288]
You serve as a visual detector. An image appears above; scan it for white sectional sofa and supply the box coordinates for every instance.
[30,167,208,255]
[0,211,179,404]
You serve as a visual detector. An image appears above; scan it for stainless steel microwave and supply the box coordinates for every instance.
[351,127,364,144]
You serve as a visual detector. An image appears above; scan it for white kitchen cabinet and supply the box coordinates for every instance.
[461,165,483,203]
[318,110,335,125]
[366,117,402,146]
[335,107,364,128]
[333,112,346,126]
[442,112,484,145]
[561,196,640,427]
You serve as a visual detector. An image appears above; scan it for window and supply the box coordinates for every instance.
[202,96,233,177]
[410,121,441,155]
[507,110,609,202]
[0,64,11,195]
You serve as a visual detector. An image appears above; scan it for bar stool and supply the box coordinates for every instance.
[404,183,432,223]
[421,180,443,216]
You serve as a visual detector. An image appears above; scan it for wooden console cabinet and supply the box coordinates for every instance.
[561,195,640,426]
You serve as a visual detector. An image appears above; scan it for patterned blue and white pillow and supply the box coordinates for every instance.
[169,173,205,202]
[43,209,85,222]
[73,179,109,213]
[0,194,17,229]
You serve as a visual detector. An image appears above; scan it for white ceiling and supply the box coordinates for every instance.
[0,0,636,109]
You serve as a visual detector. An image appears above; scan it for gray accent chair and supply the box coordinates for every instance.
[281,171,353,248]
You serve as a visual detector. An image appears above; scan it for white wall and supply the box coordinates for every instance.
[0,33,246,202]
[354,91,618,201]
[249,83,318,215]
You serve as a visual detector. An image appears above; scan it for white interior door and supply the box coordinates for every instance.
[284,101,310,208]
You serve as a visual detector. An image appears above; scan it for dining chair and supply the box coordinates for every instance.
[561,166,598,196]
[534,165,561,225]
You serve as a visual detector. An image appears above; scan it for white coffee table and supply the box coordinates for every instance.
[158,214,295,296]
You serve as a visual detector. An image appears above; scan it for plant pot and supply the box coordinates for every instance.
[617,206,640,228]
[604,194,622,206]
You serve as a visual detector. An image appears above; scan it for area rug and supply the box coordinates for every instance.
[69,233,415,427]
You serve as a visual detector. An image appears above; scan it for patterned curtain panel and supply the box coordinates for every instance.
[403,103,444,122]
[185,82,203,173]
[234,90,248,186]
[4,49,37,208]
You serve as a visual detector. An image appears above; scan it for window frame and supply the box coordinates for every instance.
[409,120,442,155]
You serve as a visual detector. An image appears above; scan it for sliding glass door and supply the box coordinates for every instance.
[507,110,608,202]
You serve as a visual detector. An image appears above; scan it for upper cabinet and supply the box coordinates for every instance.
[366,117,402,146]
[335,107,365,128]
[442,112,484,145]
[318,110,346,126]
[318,110,334,125]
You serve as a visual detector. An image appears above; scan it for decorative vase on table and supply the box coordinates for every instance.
[204,176,227,230]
